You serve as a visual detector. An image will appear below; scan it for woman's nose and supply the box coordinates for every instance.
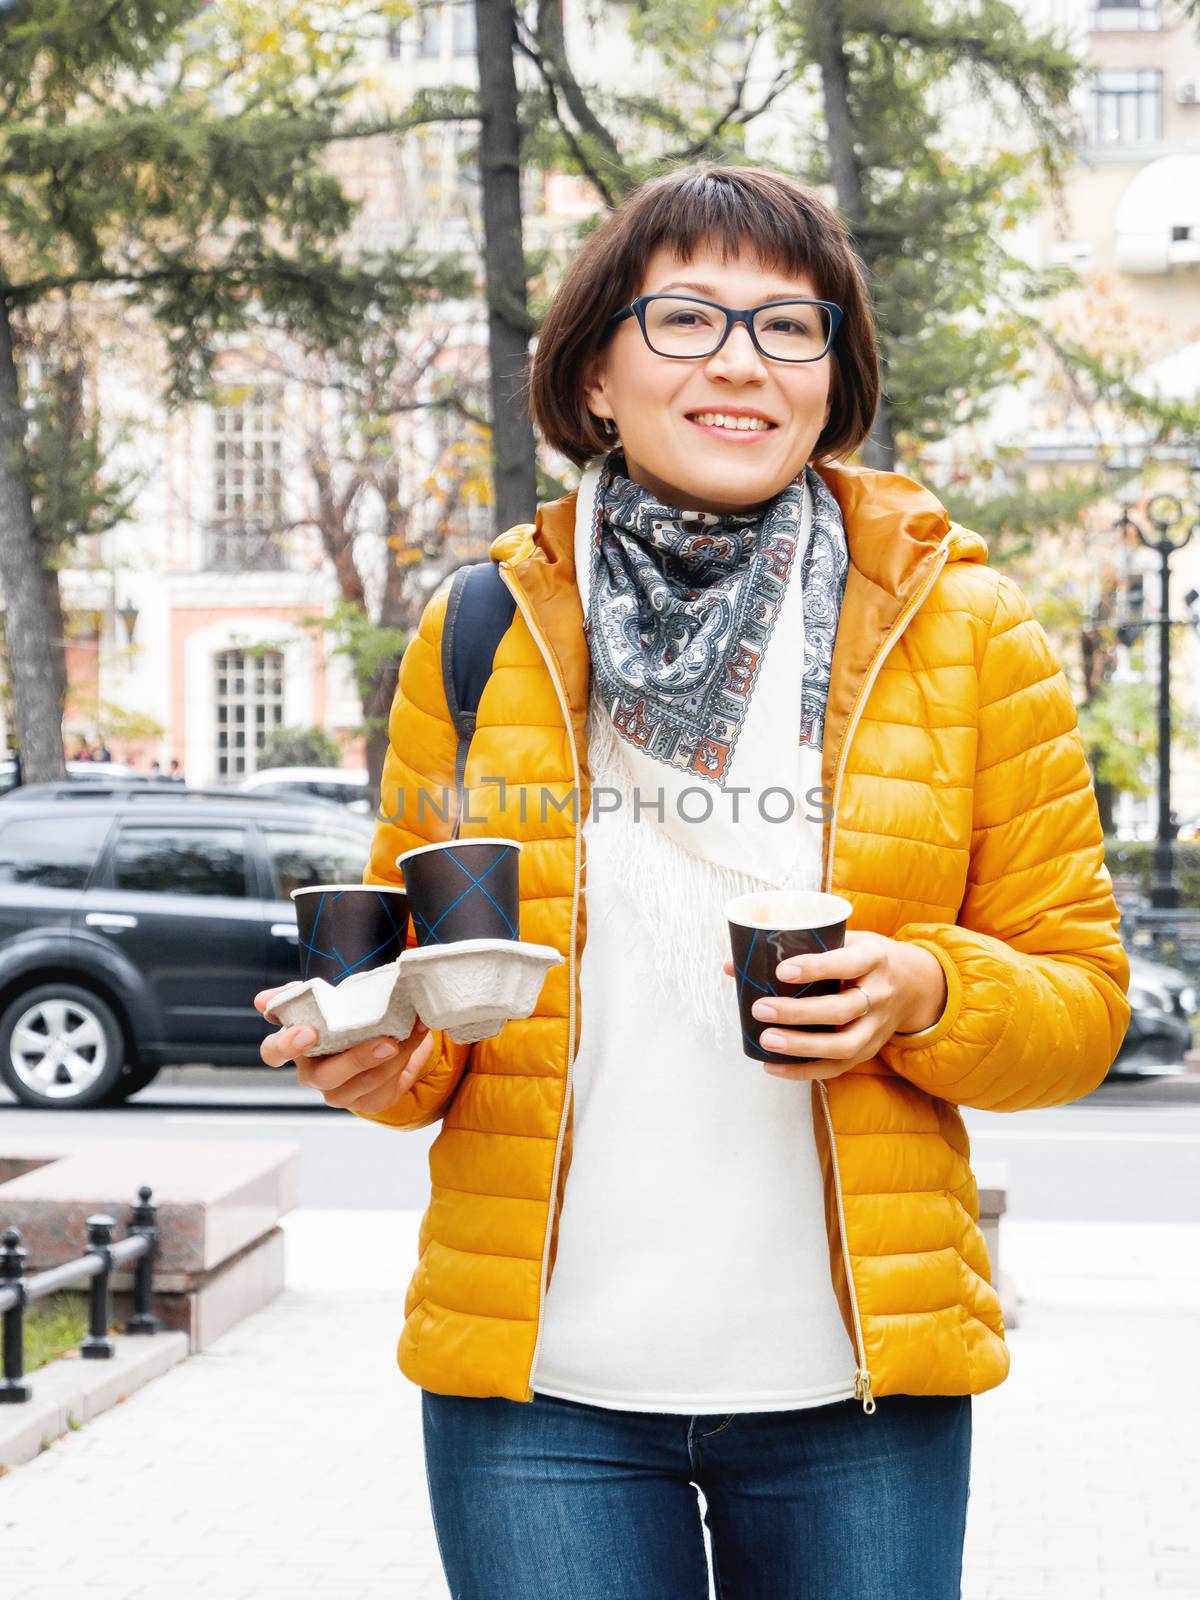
[704,321,769,382]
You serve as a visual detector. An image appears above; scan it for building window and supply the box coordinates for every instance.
[214,648,284,779]
[1090,0,1160,31]
[418,3,442,58]
[210,384,286,570]
[452,1,476,55]
[1089,69,1162,147]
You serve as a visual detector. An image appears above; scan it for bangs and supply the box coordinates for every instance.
[623,173,834,294]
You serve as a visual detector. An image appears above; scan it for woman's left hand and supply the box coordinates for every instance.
[720,930,948,1082]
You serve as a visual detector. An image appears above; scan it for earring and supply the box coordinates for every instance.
[601,417,619,441]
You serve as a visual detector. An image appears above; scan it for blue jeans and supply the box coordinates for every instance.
[421,1388,972,1599]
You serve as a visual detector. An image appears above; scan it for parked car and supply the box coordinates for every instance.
[238,766,373,815]
[1113,951,1197,1073]
[0,759,155,796]
[0,785,372,1109]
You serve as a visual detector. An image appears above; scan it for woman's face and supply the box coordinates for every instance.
[583,243,834,514]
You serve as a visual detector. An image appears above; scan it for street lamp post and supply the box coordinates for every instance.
[1119,493,1200,909]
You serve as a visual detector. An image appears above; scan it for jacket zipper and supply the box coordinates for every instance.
[496,562,584,1402]
[819,534,952,1416]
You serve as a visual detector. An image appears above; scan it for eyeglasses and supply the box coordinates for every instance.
[606,293,843,363]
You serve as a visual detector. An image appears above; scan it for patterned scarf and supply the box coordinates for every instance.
[587,448,848,774]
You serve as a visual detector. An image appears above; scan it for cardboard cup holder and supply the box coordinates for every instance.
[264,938,563,1054]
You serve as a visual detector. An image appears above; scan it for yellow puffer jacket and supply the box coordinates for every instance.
[357,461,1130,1413]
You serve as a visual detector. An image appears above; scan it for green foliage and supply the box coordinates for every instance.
[24,1291,89,1376]
[1077,679,1200,794]
[95,699,166,743]
[771,0,1083,456]
[298,600,408,742]
[259,723,342,769]
[20,327,141,555]
[936,465,1109,570]
[0,1,475,401]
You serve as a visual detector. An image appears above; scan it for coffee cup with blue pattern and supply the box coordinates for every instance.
[397,838,521,946]
[290,884,410,987]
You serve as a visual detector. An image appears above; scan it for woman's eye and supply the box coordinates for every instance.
[664,311,715,328]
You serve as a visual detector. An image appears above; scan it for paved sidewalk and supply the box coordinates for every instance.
[0,1211,1197,1599]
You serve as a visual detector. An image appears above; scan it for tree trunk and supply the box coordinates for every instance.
[40,544,68,716]
[475,0,538,532]
[1094,772,1115,839]
[0,294,66,781]
[362,473,414,806]
[811,0,896,471]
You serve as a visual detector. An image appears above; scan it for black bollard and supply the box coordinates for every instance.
[81,1213,116,1360]
[125,1185,160,1335]
[0,1227,29,1402]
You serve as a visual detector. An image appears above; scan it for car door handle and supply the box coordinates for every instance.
[85,912,139,931]
[271,923,300,941]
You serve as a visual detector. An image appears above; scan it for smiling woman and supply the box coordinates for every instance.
[256,162,1131,1600]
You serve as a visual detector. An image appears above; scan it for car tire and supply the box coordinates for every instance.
[100,1060,163,1105]
[0,983,127,1110]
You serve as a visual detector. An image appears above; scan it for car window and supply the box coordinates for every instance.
[113,826,249,898]
[261,827,369,898]
[311,781,368,804]
[0,815,111,890]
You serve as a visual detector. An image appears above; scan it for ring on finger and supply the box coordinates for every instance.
[849,983,872,1019]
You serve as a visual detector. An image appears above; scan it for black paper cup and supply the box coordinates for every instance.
[397,838,521,947]
[290,884,409,986]
[725,890,854,1065]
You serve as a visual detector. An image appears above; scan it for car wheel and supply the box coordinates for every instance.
[100,1061,163,1105]
[0,984,126,1110]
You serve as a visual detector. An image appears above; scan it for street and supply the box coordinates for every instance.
[2,1065,1198,1223]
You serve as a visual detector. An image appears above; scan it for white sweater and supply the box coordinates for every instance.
[529,802,857,1414]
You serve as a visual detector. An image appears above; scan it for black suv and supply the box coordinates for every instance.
[0,785,373,1109]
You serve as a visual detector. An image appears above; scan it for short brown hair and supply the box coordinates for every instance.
[527,163,880,469]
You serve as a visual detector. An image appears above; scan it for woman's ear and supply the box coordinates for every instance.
[582,354,613,424]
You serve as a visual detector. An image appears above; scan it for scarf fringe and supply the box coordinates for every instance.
[586,703,819,1042]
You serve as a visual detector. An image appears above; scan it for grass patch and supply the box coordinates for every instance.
[24,1291,90,1374]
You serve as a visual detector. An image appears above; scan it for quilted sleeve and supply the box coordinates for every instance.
[349,583,472,1131]
[878,571,1131,1111]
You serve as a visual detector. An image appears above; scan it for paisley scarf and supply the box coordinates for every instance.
[583,447,848,805]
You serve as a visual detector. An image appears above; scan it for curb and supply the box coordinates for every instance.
[0,1330,189,1470]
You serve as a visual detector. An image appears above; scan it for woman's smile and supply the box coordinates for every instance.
[684,406,780,443]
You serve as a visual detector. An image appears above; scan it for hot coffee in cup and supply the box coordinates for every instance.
[725,890,854,1065]
[291,884,409,986]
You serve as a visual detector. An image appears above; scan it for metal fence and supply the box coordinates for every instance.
[1119,897,1200,984]
[0,1185,159,1404]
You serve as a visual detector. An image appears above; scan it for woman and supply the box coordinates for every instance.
[256,164,1130,1599]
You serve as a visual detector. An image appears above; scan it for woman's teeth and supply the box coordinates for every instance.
[689,413,773,432]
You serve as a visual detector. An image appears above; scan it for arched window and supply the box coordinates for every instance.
[214,648,285,778]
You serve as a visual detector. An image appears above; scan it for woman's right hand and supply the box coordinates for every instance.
[254,987,435,1115]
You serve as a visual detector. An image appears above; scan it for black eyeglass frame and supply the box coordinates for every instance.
[606,293,844,363]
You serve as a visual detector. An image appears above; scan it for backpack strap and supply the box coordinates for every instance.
[441,561,516,836]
